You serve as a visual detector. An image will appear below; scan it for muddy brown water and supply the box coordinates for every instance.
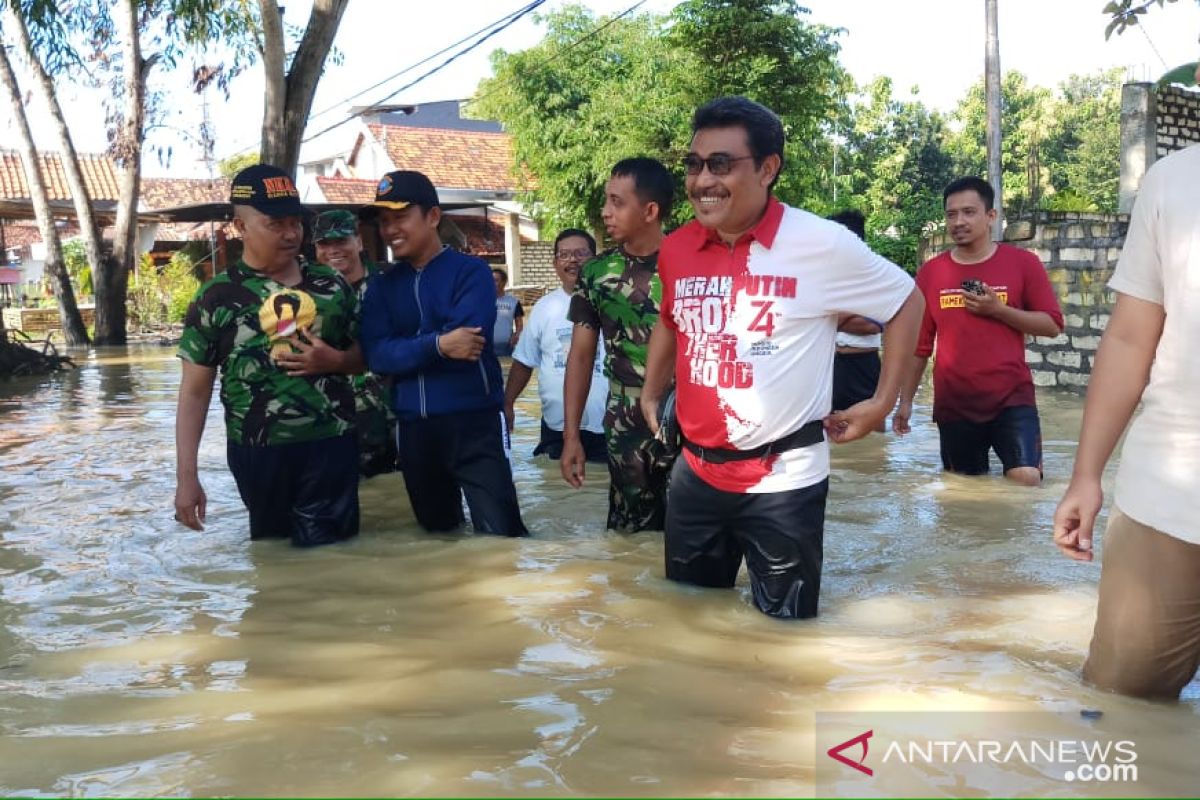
[0,347,1195,797]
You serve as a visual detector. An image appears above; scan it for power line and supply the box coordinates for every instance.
[300,0,546,145]
[306,0,545,123]
[1136,23,1169,70]
[468,0,649,108]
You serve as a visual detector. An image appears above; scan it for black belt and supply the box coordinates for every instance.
[683,419,825,464]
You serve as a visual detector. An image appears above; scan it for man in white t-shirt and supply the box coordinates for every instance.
[504,229,609,463]
[1053,134,1200,699]
[641,96,925,619]
[828,210,887,432]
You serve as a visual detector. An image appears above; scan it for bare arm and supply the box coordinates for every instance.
[827,287,925,442]
[561,324,600,487]
[1053,293,1164,560]
[640,318,677,436]
[503,360,534,433]
[174,360,217,530]
[893,354,929,435]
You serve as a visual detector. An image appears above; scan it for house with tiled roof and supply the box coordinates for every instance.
[0,150,122,207]
[0,151,233,297]
[298,100,540,280]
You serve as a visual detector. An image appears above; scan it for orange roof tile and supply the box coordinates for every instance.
[315,176,376,204]
[140,177,229,210]
[0,150,121,202]
[1,220,45,250]
[366,125,516,191]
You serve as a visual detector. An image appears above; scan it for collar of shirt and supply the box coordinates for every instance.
[683,196,785,252]
[231,258,306,285]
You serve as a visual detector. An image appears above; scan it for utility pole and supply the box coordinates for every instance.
[985,0,1004,241]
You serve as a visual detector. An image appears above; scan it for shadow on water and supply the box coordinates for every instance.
[0,350,1195,797]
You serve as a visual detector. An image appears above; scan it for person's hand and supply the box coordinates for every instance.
[174,475,207,531]
[504,402,516,436]
[438,327,485,361]
[560,435,586,488]
[1053,478,1104,562]
[824,397,889,444]
[641,395,661,436]
[509,331,520,348]
[275,327,342,375]
[963,283,1004,318]
[892,399,913,435]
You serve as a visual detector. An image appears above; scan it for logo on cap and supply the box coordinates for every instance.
[262,176,298,199]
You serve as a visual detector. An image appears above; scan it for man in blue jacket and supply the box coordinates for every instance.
[359,170,528,537]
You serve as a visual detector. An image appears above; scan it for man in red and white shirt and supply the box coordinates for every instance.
[641,97,924,619]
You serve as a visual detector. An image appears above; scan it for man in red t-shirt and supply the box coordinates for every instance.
[895,177,1064,485]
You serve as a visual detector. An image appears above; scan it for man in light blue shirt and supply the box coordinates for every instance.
[492,268,524,357]
[504,229,608,462]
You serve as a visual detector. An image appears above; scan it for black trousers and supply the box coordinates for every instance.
[664,456,828,619]
[832,350,881,411]
[398,410,528,537]
[532,418,608,463]
[226,432,360,548]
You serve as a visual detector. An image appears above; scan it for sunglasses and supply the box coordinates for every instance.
[555,248,593,261]
[683,153,756,176]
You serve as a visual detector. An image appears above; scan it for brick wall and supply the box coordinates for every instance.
[518,241,557,289]
[1154,83,1200,158]
[923,212,1127,392]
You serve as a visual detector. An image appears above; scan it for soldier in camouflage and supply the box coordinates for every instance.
[312,209,397,477]
[562,157,675,532]
[174,164,363,547]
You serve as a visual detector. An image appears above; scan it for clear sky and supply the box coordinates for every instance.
[2,0,1198,178]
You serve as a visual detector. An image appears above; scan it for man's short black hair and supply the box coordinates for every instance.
[943,176,996,210]
[554,228,596,254]
[492,267,508,285]
[691,96,785,186]
[827,210,866,240]
[611,157,674,222]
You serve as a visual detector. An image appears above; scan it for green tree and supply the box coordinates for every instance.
[665,0,850,206]
[947,71,1056,216]
[218,151,259,179]
[474,6,688,233]
[473,1,848,232]
[1042,69,1123,212]
[8,0,256,344]
[842,77,955,271]
[62,239,93,298]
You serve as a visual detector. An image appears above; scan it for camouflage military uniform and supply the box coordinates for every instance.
[568,247,668,532]
[178,259,357,445]
[347,262,397,476]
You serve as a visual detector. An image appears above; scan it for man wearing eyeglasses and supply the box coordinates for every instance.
[561,157,675,533]
[641,97,925,619]
[503,229,608,462]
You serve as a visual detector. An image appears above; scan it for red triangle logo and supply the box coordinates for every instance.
[827,729,874,776]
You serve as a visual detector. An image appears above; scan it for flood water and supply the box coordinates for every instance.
[0,347,1195,798]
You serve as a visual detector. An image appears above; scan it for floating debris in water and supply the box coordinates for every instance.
[1080,709,1104,720]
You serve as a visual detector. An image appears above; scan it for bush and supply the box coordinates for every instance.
[163,251,199,324]
[62,239,93,300]
[1041,188,1099,213]
[127,251,200,329]
[866,231,920,275]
